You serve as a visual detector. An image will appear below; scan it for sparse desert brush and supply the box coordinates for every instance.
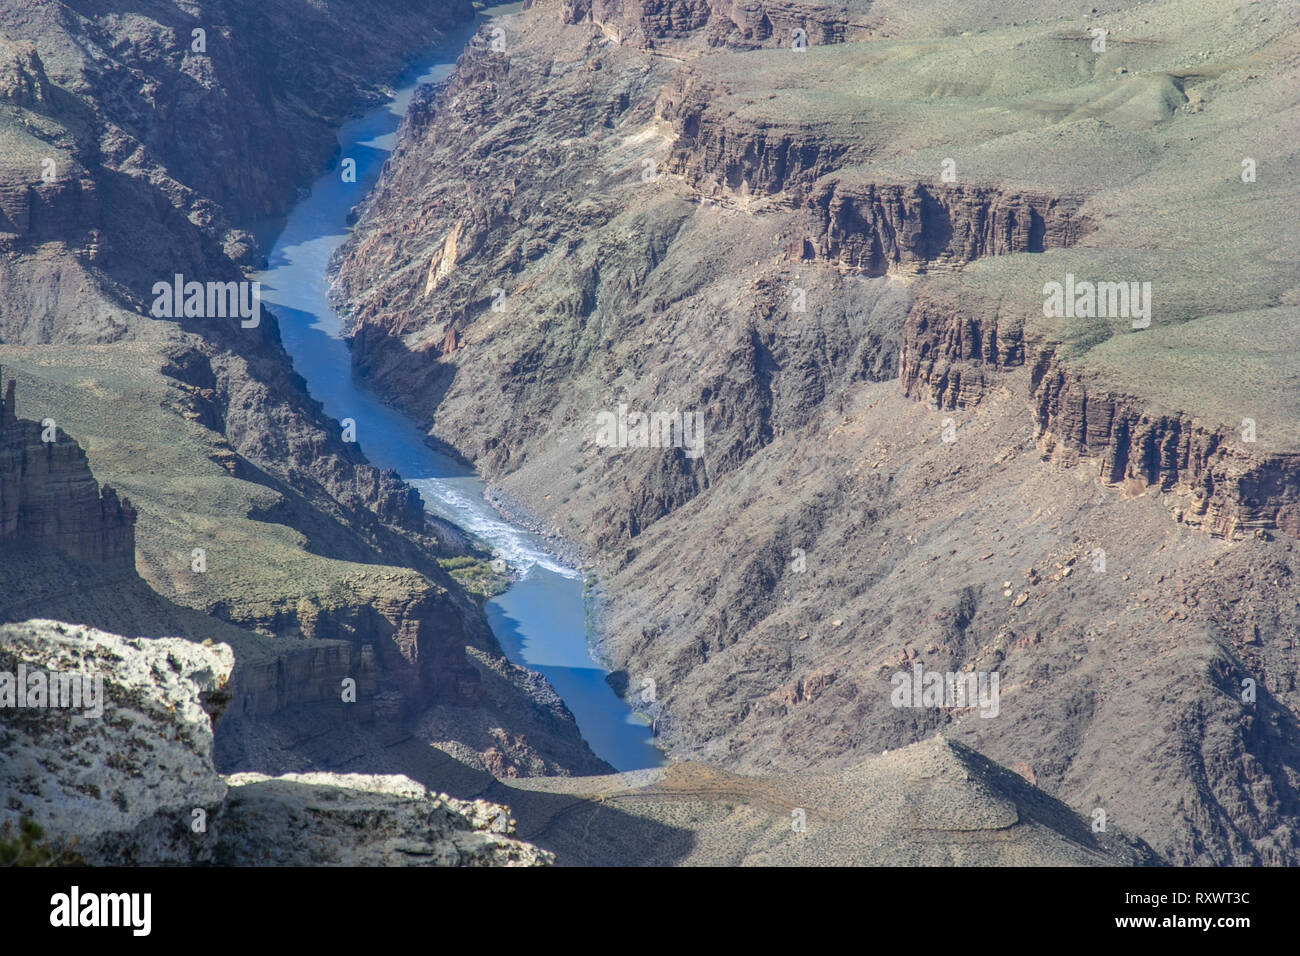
[0,817,84,867]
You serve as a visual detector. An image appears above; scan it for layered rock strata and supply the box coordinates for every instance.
[0,370,135,563]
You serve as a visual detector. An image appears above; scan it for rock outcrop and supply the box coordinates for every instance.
[0,37,51,107]
[798,180,1092,275]
[0,174,101,245]
[658,81,856,196]
[0,620,549,866]
[1031,353,1300,540]
[0,369,135,564]
[899,286,1300,541]
[898,280,1020,408]
[218,772,549,866]
[558,0,873,50]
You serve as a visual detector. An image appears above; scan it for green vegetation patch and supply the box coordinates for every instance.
[438,556,508,598]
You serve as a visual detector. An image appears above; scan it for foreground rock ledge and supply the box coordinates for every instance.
[0,620,551,866]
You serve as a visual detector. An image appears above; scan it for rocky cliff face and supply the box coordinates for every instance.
[226,640,379,720]
[897,280,1019,408]
[0,370,134,563]
[1031,355,1300,541]
[212,571,491,721]
[899,285,1300,542]
[657,79,857,196]
[0,621,550,866]
[798,180,1092,275]
[558,0,874,49]
[0,174,100,245]
[0,0,473,263]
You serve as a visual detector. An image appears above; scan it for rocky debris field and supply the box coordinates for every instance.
[495,735,1160,866]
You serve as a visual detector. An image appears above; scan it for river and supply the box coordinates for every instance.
[252,5,662,772]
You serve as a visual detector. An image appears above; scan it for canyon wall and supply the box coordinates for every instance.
[0,369,135,564]
[558,0,874,48]
[1031,354,1300,540]
[332,0,1300,864]
[799,181,1093,274]
[899,289,1300,541]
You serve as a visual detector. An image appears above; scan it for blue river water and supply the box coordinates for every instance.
[253,7,661,771]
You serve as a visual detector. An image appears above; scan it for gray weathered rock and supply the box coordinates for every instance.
[0,620,549,866]
[0,620,231,864]
[219,773,550,866]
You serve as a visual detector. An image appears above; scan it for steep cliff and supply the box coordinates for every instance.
[798,179,1093,275]
[0,369,134,563]
[900,286,1300,543]
[1031,352,1300,541]
[557,0,874,50]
